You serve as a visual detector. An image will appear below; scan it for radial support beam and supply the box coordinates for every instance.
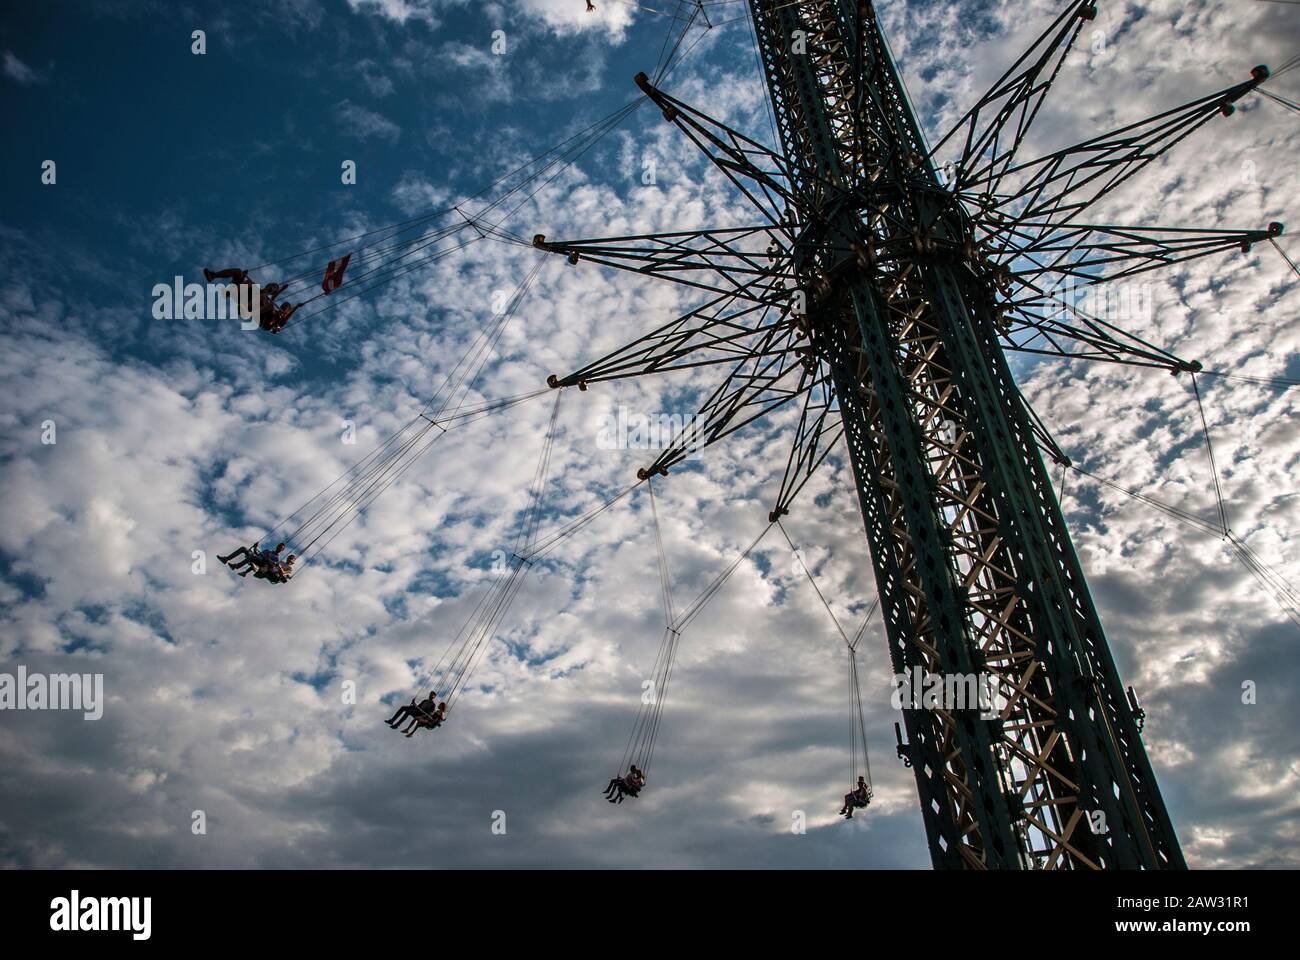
[547,293,800,387]
[634,70,801,225]
[533,226,793,304]
[931,0,1096,196]
[769,370,843,521]
[974,68,1271,236]
[638,340,812,476]
[1003,223,1281,281]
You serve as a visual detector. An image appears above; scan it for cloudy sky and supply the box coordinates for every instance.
[0,0,1297,870]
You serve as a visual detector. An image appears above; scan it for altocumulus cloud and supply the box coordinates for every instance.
[3,50,46,85]
[335,98,402,143]
[0,0,1297,869]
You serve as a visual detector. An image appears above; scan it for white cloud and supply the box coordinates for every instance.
[1,0,1298,870]
[345,0,441,27]
[3,51,46,85]
[356,60,395,97]
[335,99,402,142]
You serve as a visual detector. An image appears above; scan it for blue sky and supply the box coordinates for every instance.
[1,1,678,363]
[1,0,1299,870]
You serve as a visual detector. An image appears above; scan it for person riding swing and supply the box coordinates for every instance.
[254,553,296,584]
[260,297,301,333]
[387,692,437,730]
[603,764,646,803]
[411,701,447,734]
[401,701,446,737]
[217,542,295,583]
[839,776,872,819]
[204,268,298,330]
[218,541,285,577]
[386,695,447,737]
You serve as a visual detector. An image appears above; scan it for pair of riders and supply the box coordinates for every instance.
[386,692,447,737]
[604,764,646,803]
[203,267,300,333]
[839,776,872,819]
[217,541,296,583]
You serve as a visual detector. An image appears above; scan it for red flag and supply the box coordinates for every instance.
[321,253,352,294]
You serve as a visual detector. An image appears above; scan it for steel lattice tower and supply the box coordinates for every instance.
[742,0,1180,870]
[535,0,1283,868]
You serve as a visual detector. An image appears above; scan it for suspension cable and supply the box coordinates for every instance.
[647,476,677,628]
[777,520,877,789]
[1066,463,1300,630]
[1188,371,1231,535]
[251,255,549,570]
[614,518,774,782]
